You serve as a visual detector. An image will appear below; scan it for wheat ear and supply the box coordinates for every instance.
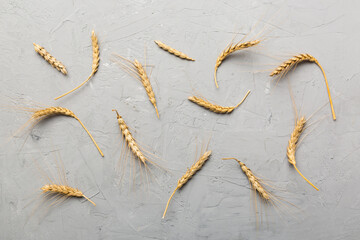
[214,40,260,88]
[55,30,100,100]
[31,107,104,157]
[188,90,250,114]
[41,184,96,206]
[287,117,319,191]
[270,53,336,121]
[113,109,148,164]
[222,158,270,200]
[154,40,195,61]
[162,150,212,219]
[33,43,67,75]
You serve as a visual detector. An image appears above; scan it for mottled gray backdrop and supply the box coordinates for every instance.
[1,0,359,239]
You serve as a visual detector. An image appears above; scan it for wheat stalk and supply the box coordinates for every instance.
[214,40,260,88]
[113,109,148,164]
[287,117,319,191]
[270,53,336,121]
[222,158,270,200]
[41,184,96,206]
[33,43,67,75]
[55,30,100,100]
[29,107,104,157]
[154,40,195,61]
[188,90,250,114]
[162,150,212,218]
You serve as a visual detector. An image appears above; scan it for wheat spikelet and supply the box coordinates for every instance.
[162,150,212,218]
[154,40,195,61]
[28,107,104,157]
[113,54,159,118]
[55,30,100,100]
[188,90,250,114]
[287,117,319,191]
[223,158,270,200]
[270,53,336,121]
[214,40,260,88]
[33,43,67,75]
[113,109,148,165]
[41,184,96,206]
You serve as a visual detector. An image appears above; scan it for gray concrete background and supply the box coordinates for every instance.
[0,0,359,239]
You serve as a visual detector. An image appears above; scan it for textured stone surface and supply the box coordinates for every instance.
[0,0,359,239]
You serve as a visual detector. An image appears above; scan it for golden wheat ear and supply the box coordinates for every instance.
[154,40,195,61]
[55,30,100,100]
[33,43,68,75]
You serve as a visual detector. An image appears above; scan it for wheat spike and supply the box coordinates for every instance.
[154,40,195,61]
[162,150,212,219]
[223,158,270,200]
[214,40,260,88]
[188,90,250,114]
[113,109,148,164]
[41,184,96,206]
[287,117,319,191]
[33,43,67,75]
[30,107,104,157]
[55,30,100,100]
[270,53,336,121]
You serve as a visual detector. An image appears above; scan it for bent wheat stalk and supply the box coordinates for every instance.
[41,184,96,206]
[287,117,319,191]
[23,107,103,157]
[188,90,250,114]
[162,150,212,218]
[154,40,195,61]
[55,30,100,100]
[33,43,67,75]
[113,55,159,118]
[214,40,260,88]
[270,53,336,121]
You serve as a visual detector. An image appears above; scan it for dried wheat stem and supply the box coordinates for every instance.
[41,184,96,206]
[33,43,67,75]
[222,158,270,200]
[32,107,104,157]
[287,117,319,191]
[188,90,250,114]
[113,109,147,164]
[270,53,336,121]
[154,40,195,61]
[214,40,260,88]
[55,30,100,100]
[162,150,212,218]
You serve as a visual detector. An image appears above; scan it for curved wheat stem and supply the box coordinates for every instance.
[270,53,336,121]
[41,184,96,206]
[154,40,195,61]
[30,107,104,157]
[287,117,319,191]
[33,43,67,75]
[222,158,270,200]
[162,150,212,218]
[188,90,250,114]
[55,30,100,100]
[214,40,260,88]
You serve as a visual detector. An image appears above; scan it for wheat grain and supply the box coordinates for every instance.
[223,158,270,200]
[33,43,67,75]
[162,150,212,218]
[55,30,100,100]
[188,90,250,114]
[28,107,104,157]
[214,40,260,88]
[287,116,319,191]
[113,55,159,118]
[41,184,96,206]
[270,53,336,121]
[154,40,195,61]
